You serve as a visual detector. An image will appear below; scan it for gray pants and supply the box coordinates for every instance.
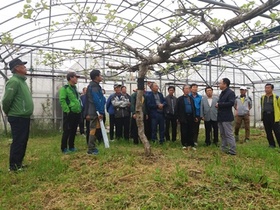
[218,121,236,154]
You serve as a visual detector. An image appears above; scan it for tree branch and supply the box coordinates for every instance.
[157,0,280,55]
[118,41,148,61]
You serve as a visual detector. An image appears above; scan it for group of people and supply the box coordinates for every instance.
[2,58,280,172]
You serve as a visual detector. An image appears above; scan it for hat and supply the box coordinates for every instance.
[67,72,80,81]
[9,58,27,70]
[114,83,122,88]
[240,86,247,90]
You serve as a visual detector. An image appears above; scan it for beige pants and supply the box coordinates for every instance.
[234,115,250,140]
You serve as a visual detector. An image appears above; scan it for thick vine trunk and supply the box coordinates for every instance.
[136,64,151,156]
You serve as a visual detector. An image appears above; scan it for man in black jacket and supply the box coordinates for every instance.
[176,85,197,150]
[215,78,236,155]
[164,86,177,142]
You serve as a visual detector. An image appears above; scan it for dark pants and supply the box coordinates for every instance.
[180,115,194,147]
[85,120,90,144]
[115,116,130,140]
[263,112,280,147]
[145,115,152,140]
[79,117,85,134]
[204,120,219,145]
[165,114,177,141]
[96,115,106,143]
[131,117,138,144]
[8,116,30,170]
[131,115,149,144]
[109,114,115,140]
[151,112,165,143]
[193,118,201,143]
[61,112,80,151]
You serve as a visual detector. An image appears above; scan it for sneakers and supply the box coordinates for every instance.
[194,142,198,146]
[9,166,23,172]
[227,151,236,155]
[244,138,250,143]
[69,148,77,152]
[182,146,196,151]
[87,148,99,155]
[62,148,70,154]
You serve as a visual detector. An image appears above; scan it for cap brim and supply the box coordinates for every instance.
[20,61,27,65]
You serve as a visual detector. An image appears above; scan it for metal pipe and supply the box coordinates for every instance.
[252,85,257,128]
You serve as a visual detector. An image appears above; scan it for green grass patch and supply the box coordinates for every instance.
[1,129,280,209]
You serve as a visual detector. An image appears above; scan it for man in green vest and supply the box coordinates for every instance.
[261,83,280,148]
[59,72,82,153]
[2,58,34,171]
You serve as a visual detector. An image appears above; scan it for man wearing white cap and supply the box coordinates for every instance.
[234,86,252,143]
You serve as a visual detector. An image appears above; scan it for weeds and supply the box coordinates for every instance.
[0,129,280,209]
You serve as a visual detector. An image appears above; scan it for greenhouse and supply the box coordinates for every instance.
[0,0,280,209]
[1,0,280,130]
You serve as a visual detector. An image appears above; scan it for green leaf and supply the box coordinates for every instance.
[139,2,145,8]
[26,0,32,3]
[24,4,31,9]
[255,20,261,27]
[90,15,98,23]
[270,13,277,20]
[16,12,23,18]
[105,3,111,8]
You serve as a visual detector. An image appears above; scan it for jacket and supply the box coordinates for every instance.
[234,95,252,116]
[217,87,235,122]
[106,93,115,115]
[200,96,218,121]
[80,94,87,118]
[111,93,130,118]
[59,83,82,114]
[164,95,177,116]
[261,94,280,122]
[130,91,147,115]
[85,81,105,118]
[146,91,166,117]
[175,95,196,123]
[2,74,34,118]
[189,93,202,117]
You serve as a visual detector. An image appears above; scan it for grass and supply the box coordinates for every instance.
[0,128,280,209]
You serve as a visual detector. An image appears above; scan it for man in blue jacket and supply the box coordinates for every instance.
[85,70,105,155]
[216,78,236,155]
[106,84,121,141]
[146,82,166,144]
[189,83,202,146]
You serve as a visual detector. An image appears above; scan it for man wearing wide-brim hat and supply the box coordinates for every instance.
[2,58,34,172]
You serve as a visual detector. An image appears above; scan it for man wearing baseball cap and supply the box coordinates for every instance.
[59,71,82,153]
[234,86,252,143]
[106,83,122,141]
[2,58,34,171]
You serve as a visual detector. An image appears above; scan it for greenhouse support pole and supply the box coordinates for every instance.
[209,59,212,86]
[52,44,55,129]
[253,86,257,128]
